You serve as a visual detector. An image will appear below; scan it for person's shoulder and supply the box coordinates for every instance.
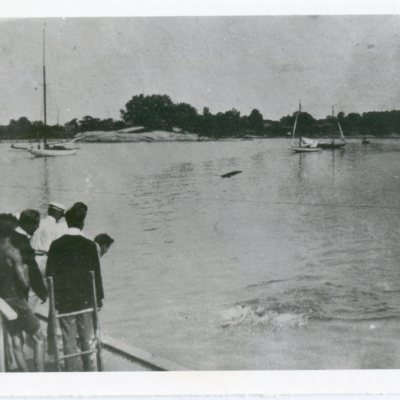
[78,236,98,252]
[49,235,68,247]
[10,230,22,240]
[51,235,63,243]
[64,234,93,245]
[80,236,96,247]
[55,233,95,249]
[10,231,26,246]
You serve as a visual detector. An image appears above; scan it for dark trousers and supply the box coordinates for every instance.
[59,313,96,371]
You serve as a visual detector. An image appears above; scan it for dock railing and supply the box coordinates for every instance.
[0,298,17,372]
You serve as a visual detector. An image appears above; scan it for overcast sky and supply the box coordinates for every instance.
[1,15,400,124]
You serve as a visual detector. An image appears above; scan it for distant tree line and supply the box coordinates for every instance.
[2,94,400,140]
[0,115,124,140]
[120,94,267,138]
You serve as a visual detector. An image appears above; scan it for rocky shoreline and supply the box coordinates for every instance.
[73,127,199,143]
[3,126,400,144]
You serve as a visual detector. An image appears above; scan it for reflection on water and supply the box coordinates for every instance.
[2,139,400,369]
[40,157,50,212]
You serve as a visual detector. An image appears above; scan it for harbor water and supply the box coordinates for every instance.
[2,138,400,370]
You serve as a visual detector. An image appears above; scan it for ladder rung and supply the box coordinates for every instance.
[47,272,103,371]
[59,349,97,360]
[56,308,94,318]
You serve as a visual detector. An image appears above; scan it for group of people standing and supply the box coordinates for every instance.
[0,201,114,372]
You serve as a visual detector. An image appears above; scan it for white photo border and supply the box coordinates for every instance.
[0,0,400,396]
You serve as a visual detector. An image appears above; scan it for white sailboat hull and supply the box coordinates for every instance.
[290,104,321,154]
[30,148,77,157]
[292,147,321,153]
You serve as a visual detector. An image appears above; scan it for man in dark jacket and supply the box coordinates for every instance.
[10,210,48,303]
[0,215,45,372]
[46,206,103,371]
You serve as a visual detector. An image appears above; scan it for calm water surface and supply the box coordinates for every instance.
[1,138,400,370]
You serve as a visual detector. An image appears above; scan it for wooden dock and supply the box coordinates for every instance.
[1,300,190,372]
[36,310,190,372]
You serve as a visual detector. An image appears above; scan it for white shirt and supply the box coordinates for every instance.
[56,217,69,238]
[95,242,101,258]
[31,215,59,253]
[66,227,83,236]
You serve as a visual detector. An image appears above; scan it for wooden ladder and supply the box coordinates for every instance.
[47,271,103,371]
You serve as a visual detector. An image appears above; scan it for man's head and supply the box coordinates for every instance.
[71,202,88,213]
[0,215,17,248]
[65,206,86,230]
[48,202,65,222]
[94,233,114,257]
[19,209,40,236]
[0,213,19,230]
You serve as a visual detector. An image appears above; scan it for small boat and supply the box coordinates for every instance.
[30,26,78,158]
[317,106,346,149]
[291,100,321,153]
[362,136,370,144]
[30,147,77,157]
[293,145,321,153]
[10,143,29,151]
[221,170,242,178]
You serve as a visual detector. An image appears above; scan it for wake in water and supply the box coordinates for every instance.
[221,302,309,330]
[221,273,400,332]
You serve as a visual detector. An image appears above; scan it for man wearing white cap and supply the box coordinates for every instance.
[30,202,68,356]
[31,202,67,276]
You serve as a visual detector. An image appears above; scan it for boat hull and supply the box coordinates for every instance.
[10,145,29,151]
[30,148,77,157]
[292,147,321,153]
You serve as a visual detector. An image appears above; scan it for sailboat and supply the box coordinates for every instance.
[30,26,77,157]
[361,136,370,144]
[10,143,30,151]
[292,100,321,153]
[317,106,346,149]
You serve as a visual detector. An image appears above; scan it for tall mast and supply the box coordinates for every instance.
[292,111,299,147]
[292,99,301,147]
[298,99,302,147]
[42,24,47,146]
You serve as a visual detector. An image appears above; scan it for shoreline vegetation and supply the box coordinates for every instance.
[4,134,400,144]
[3,93,400,142]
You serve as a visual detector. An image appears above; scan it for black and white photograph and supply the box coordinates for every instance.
[2,1,400,387]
